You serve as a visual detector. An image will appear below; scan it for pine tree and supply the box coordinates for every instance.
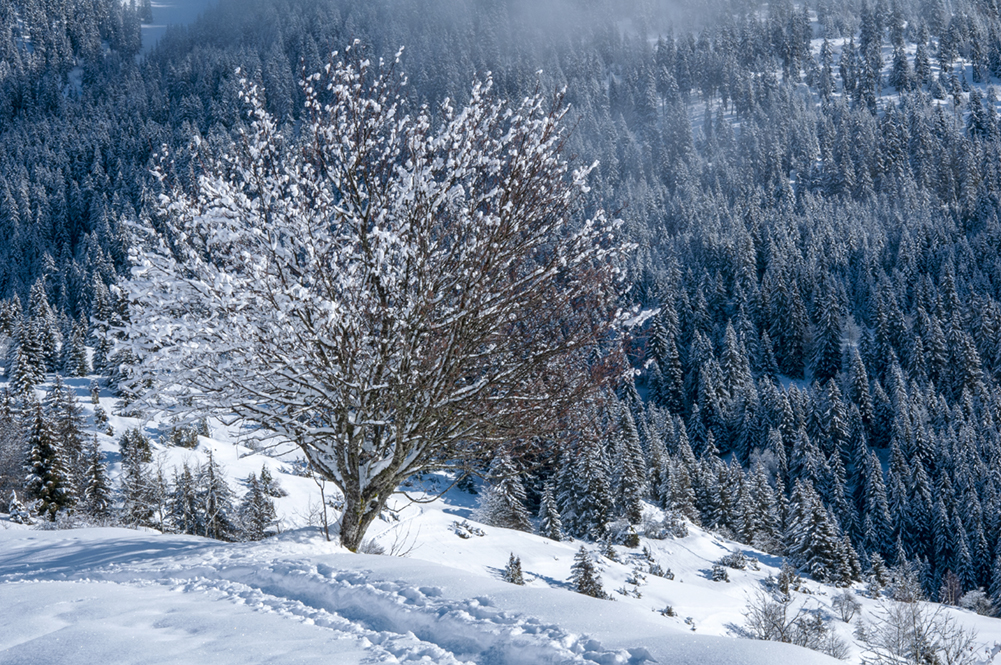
[198,450,238,541]
[238,472,277,541]
[812,278,843,383]
[477,453,532,532]
[119,427,152,467]
[502,553,525,585]
[989,552,1001,611]
[45,376,85,495]
[570,546,609,599]
[25,400,72,520]
[258,465,287,497]
[560,437,612,540]
[538,481,564,541]
[8,490,31,524]
[170,462,200,535]
[121,455,157,528]
[612,407,646,524]
[81,435,113,518]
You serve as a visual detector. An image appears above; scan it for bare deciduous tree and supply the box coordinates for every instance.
[856,600,980,665]
[121,45,628,551]
[741,590,849,660]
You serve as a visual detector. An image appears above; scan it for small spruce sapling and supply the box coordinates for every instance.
[570,547,610,599]
[502,553,525,585]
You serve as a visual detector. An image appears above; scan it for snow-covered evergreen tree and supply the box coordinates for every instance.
[198,450,238,541]
[570,547,609,599]
[476,453,531,532]
[502,553,525,585]
[538,481,564,541]
[239,472,277,541]
[81,435,113,519]
[25,400,72,520]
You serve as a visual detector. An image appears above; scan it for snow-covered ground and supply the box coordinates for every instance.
[0,526,841,665]
[3,374,1001,663]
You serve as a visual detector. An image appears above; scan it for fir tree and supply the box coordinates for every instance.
[239,472,277,541]
[502,553,525,585]
[82,435,113,518]
[570,546,609,599]
[198,450,238,541]
[612,407,646,525]
[25,400,72,520]
[258,465,287,497]
[538,481,564,541]
[477,453,532,532]
[170,462,199,535]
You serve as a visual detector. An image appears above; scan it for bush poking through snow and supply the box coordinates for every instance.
[741,591,849,660]
[659,605,676,617]
[451,520,485,539]
[8,490,31,524]
[358,540,386,555]
[716,549,755,571]
[959,589,996,616]
[855,600,980,665]
[643,512,688,540]
[570,547,610,600]
[502,553,524,585]
[831,590,861,623]
[710,564,729,582]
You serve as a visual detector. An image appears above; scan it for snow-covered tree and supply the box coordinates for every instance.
[476,453,532,532]
[25,400,73,520]
[502,553,525,585]
[198,450,238,541]
[81,435,113,518]
[570,546,609,599]
[121,48,627,551]
[239,472,277,541]
[538,481,564,541]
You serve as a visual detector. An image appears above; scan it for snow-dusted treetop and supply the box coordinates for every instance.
[120,44,630,550]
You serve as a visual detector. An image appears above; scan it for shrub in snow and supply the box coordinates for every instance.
[502,553,524,585]
[659,605,676,617]
[716,549,751,570]
[742,591,849,660]
[168,422,199,449]
[642,511,687,540]
[358,540,386,555]
[8,490,31,524]
[710,564,729,582]
[831,590,861,623]
[451,520,485,539]
[959,589,996,616]
[570,547,610,600]
[856,600,978,665]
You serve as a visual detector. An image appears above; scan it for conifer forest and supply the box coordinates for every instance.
[7,0,1001,622]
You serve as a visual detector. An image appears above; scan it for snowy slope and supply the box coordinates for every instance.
[5,375,1001,663]
[0,527,842,665]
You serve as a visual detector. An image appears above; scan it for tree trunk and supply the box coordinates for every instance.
[338,486,387,552]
